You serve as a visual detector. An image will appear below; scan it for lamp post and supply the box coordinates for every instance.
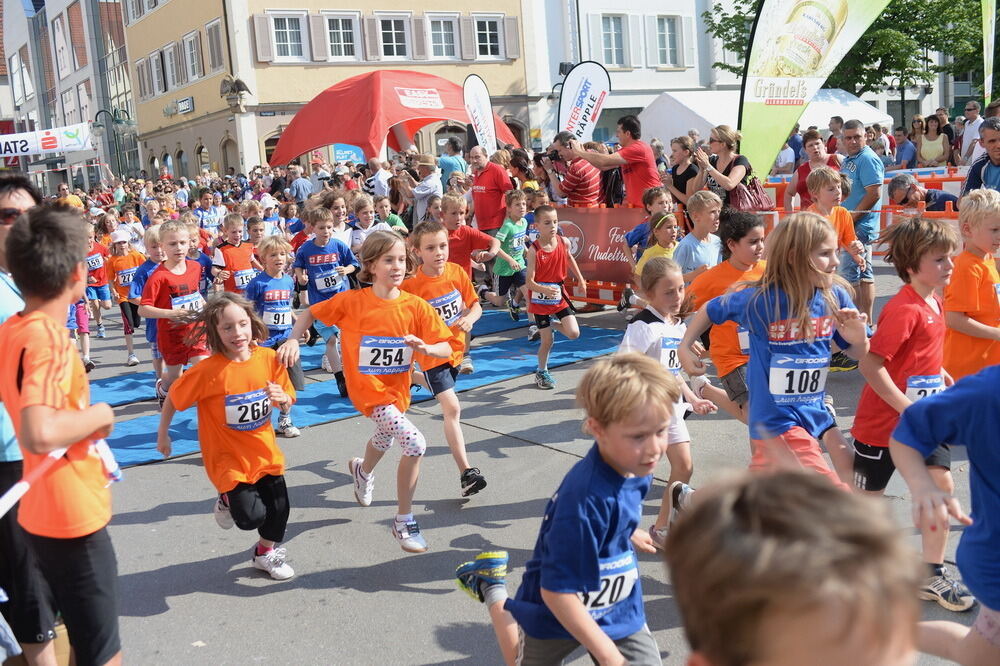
[92,108,137,178]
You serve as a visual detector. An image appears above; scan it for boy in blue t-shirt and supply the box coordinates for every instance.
[291,207,357,397]
[672,190,723,284]
[129,226,165,389]
[456,354,679,665]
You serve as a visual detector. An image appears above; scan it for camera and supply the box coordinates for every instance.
[546,150,561,161]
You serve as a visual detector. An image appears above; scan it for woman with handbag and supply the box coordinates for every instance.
[690,125,759,209]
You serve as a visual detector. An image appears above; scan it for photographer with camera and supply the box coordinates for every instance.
[566,115,661,208]
[541,132,602,207]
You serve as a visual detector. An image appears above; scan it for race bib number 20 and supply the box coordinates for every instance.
[578,552,639,620]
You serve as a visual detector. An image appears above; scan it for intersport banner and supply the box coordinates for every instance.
[984,0,996,106]
[557,61,611,142]
[0,122,92,158]
[738,0,892,178]
[463,75,498,155]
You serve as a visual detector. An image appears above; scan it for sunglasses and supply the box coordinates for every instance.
[0,208,24,225]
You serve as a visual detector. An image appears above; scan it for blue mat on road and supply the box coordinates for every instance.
[107,326,621,467]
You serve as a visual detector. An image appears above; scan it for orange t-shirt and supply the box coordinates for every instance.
[310,288,453,416]
[106,250,146,301]
[400,263,477,370]
[688,259,766,377]
[213,242,256,293]
[0,311,111,538]
[943,250,1000,379]
[807,204,858,251]
[167,345,295,493]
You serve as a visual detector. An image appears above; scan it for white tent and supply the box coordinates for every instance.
[638,88,894,145]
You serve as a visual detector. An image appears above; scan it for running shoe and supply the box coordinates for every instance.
[617,287,634,312]
[321,354,333,373]
[155,378,166,409]
[126,353,139,367]
[97,324,106,339]
[83,357,96,373]
[459,356,474,375]
[507,297,520,321]
[277,414,300,438]
[252,546,294,580]
[392,518,428,553]
[456,551,509,602]
[829,351,858,372]
[476,283,489,304]
[668,481,695,528]
[527,325,540,342]
[213,494,234,529]
[460,468,488,497]
[535,369,555,390]
[348,457,374,507]
[306,326,320,347]
[919,571,975,612]
[649,524,670,551]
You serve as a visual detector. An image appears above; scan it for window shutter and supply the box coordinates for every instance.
[174,42,188,85]
[503,17,519,59]
[253,14,274,63]
[194,33,205,77]
[645,16,659,67]
[363,16,382,61]
[209,24,224,70]
[628,15,643,68]
[411,16,428,60]
[143,60,152,96]
[459,17,475,60]
[682,16,696,67]
[135,62,145,98]
[309,14,328,61]
[588,15,603,62]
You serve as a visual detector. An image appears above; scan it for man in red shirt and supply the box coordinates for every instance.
[827,115,844,155]
[468,146,510,234]
[542,131,602,207]
[568,115,660,207]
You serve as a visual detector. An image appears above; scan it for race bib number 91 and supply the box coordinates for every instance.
[578,552,639,620]
[224,389,271,431]
[359,336,413,375]
[263,305,292,330]
[768,354,828,404]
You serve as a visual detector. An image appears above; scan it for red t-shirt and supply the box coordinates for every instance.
[291,231,310,252]
[140,260,206,341]
[851,285,945,447]
[344,179,359,191]
[447,224,494,276]
[617,141,661,207]
[85,242,110,287]
[472,162,510,231]
[527,236,570,315]
[562,159,602,207]
[826,135,839,155]
[213,241,256,293]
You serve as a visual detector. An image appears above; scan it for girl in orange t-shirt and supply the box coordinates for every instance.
[157,292,297,580]
[106,230,146,367]
[401,221,486,498]
[279,231,453,554]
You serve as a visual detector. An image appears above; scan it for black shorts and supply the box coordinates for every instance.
[119,301,141,335]
[27,528,120,665]
[0,461,57,645]
[425,362,458,396]
[720,364,749,407]
[532,307,573,329]
[853,440,951,492]
[496,271,526,297]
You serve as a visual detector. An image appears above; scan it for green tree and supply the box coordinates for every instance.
[703,0,985,97]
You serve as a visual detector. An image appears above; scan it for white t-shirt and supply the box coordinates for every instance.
[963,116,984,162]
[350,222,393,250]
[775,147,795,170]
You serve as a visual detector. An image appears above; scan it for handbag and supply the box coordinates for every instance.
[728,165,775,212]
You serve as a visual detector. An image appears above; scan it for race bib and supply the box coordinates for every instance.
[768,354,828,404]
[905,374,944,401]
[359,336,413,375]
[170,292,205,313]
[86,253,104,271]
[530,282,561,306]
[313,268,343,293]
[263,305,292,330]
[234,269,255,290]
[429,289,463,327]
[509,232,526,252]
[995,283,1000,302]
[578,552,639,619]
[117,267,137,286]
[660,337,682,374]
[737,324,750,354]
[224,388,271,431]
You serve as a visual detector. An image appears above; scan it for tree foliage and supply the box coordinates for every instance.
[702,0,991,98]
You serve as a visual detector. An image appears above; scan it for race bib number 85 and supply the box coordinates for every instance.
[359,336,413,375]
[768,354,828,404]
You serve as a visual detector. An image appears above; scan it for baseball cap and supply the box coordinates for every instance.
[110,229,131,244]
[89,207,106,217]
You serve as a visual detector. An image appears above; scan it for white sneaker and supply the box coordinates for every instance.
[277,414,300,438]
[668,481,695,528]
[213,494,234,529]
[689,374,711,399]
[252,547,294,580]
[392,518,428,553]
[458,356,474,374]
[321,354,333,372]
[527,325,540,342]
[126,353,139,367]
[348,457,374,507]
[649,523,670,551]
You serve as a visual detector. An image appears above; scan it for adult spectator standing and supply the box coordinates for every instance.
[784,128,841,210]
[772,141,796,175]
[365,158,392,198]
[287,166,313,206]
[917,114,950,167]
[468,145,509,233]
[568,115,660,207]
[787,124,803,166]
[55,182,84,208]
[960,100,984,165]
[405,154,443,222]
[541,131,601,207]
[688,128,705,151]
[650,138,668,172]
[960,117,1000,195]
[839,118,884,323]
[689,125,752,208]
[438,137,468,186]
[309,161,330,192]
[174,179,191,209]
[268,167,287,198]
[827,116,845,155]
[888,173,960,211]
[936,107,956,144]
[885,128,917,171]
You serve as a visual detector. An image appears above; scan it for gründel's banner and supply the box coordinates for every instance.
[557,61,611,142]
[738,0,892,178]
[0,122,93,158]
[463,74,498,155]
[984,0,996,106]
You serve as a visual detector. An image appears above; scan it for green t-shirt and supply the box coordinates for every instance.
[493,217,528,276]
[381,213,408,232]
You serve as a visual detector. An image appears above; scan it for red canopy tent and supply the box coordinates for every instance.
[268,70,519,166]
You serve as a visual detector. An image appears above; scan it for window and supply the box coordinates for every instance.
[146,0,157,11]
[77,82,91,124]
[602,16,624,67]
[430,18,456,58]
[183,32,203,79]
[206,20,225,71]
[150,51,166,95]
[272,15,305,59]
[10,51,34,106]
[62,89,77,125]
[657,17,679,66]
[53,16,70,78]
[135,58,147,98]
[327,16,357,58]
[380,18,408,58]
[474,17,501,58]
[128,0,143,23]
[164,44,178,90]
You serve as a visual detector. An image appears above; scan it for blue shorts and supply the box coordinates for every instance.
[314,320,340,342]
[838,245,874,283]
[425,362,458,396]
[85,284,112,302]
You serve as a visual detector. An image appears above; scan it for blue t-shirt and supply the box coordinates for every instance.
[0,272,25,462]
[192,251,214,296]
[892,366,1000,611]
[130,259,161,344]
[438,153,468,185]
[925,189,959,212]
[624,222,650,262]
[788,133,804,162]
[292,238,357,304]
[505,444,650,641]
[289,177,312,203]
[245,272,295,347]
[673,233,722,278]
[706,285,855,440]
[894,140,917,168]
[194,206,222,234]
[286,217,303,234]
[841,146,884,244]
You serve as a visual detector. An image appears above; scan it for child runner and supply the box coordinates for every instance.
[130,225,166,389]
[0,206,122,665]
[184,221,215,298]
[246,217,267,255]
[245,235,303,438]
[483,189,528,320]
[193,188,222,241]
[350,194,392,254]
[942,189,1000,380]
[526,205,586,390]
[68,297,94,371]
[106,229,146,367]
[323,190,355,248]
[374,195,408,235]
[456,353,678,665]
[620,186,672,276]
[138,220,210,407]
[282,202,302,235]
[851,216,973,612]
[402,220,487,497]
[291,206,357,396]
[672,190,723,284]
[84,224,112,339]
[680,212,867,489]
[157,292,297,580]
[279,231,453,552]
[617,257,716,548]
[213,213,262,294]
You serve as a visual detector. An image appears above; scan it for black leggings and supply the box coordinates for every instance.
[225,475,289,543]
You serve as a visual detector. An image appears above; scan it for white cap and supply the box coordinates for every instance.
[110,229,131,244]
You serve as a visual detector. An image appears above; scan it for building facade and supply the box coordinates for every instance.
[125,0,531,177]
